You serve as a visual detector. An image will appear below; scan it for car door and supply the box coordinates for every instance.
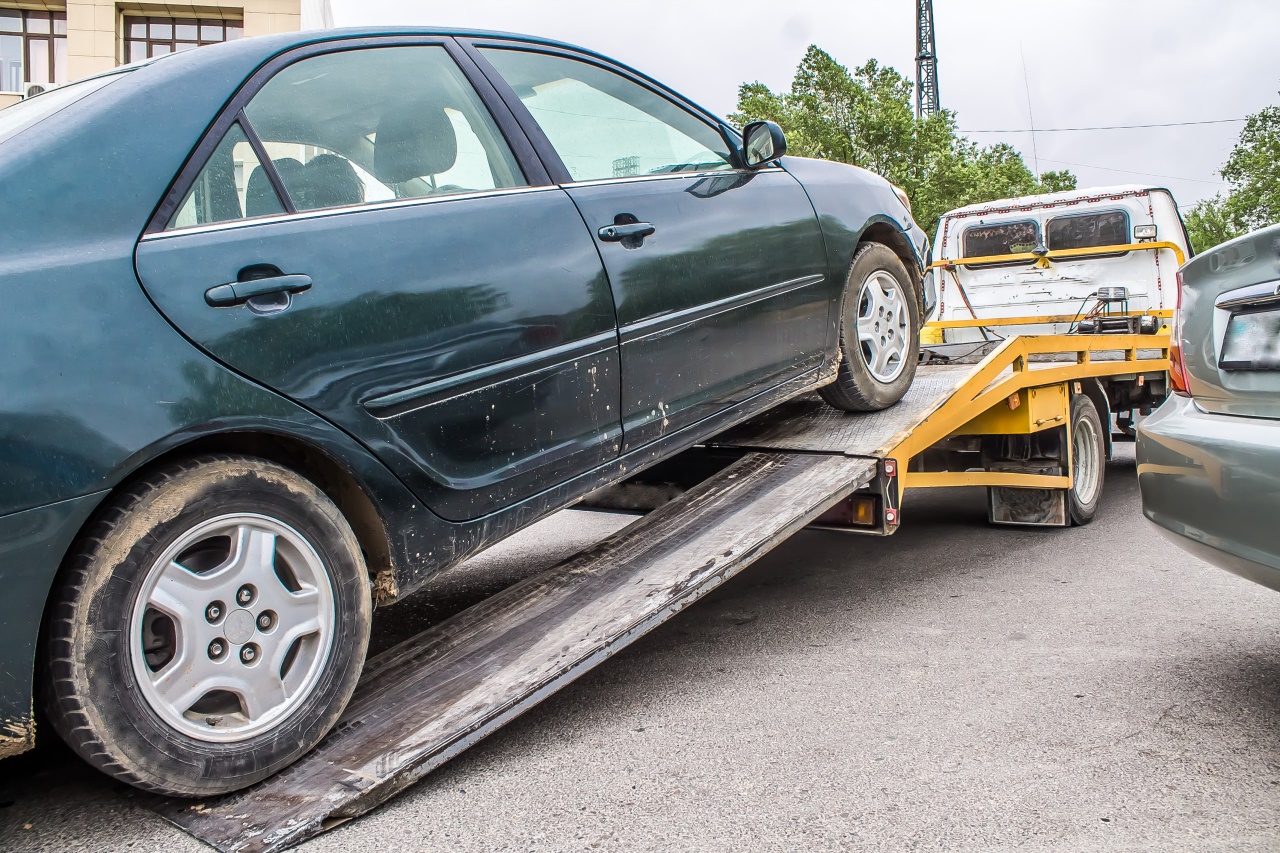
[134,41,622,522]
[472,43,829,452]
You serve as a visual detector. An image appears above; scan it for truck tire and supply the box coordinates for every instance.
[820,243,921,412]
[41,454,372,797]
[1068,394,1106,525]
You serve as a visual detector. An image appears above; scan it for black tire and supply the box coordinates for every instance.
[40,454,372,797]
[1068,394,1106,526]
[820,243,922,412]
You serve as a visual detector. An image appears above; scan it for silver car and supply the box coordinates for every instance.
[1137,223,1280,590]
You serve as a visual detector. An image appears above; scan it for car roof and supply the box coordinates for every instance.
[109,26,729,131]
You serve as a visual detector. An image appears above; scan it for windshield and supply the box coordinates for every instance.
[0,73,123,146]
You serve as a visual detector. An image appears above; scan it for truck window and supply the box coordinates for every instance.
[1046,210,1130,255]
[961,220,1039,264]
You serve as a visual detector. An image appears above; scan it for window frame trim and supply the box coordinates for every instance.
[1043,207,1133,260]
[459,37,747,186]
[144,35,552,235]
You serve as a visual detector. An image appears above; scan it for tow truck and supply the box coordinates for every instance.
[150,189,1188,852]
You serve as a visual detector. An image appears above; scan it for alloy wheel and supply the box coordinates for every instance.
[129,513,336,742]
[857,270,910,383]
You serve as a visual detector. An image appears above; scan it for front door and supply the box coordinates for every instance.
[134,43,621,521]
[476,46,829,451]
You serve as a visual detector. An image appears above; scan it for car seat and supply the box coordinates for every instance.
[373,100,459,194]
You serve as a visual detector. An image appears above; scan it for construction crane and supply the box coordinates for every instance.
[915,0,940,118]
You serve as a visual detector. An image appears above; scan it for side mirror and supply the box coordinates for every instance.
[742,120,787,169]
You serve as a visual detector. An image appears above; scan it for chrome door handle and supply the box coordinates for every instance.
[205,274,312,307]
[597,222,656,242]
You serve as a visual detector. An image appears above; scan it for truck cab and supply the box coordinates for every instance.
[923,184,1191,359]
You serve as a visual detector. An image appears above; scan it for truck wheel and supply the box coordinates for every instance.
[41,455,372,797]
[1068,394,1106,525]
[820,243,921,412]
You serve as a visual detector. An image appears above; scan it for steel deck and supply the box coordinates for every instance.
[149,451,877,853]
[710,364,976,456]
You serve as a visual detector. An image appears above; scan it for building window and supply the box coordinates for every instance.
[0,9,67,93]
[123,16,243,63]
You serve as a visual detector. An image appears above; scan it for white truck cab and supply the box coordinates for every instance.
[923,184,1191,358]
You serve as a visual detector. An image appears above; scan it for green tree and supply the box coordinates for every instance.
[1221,104,1280,231]
[731,46,1076,236]
[1177,99,1280,252]
[1183,194,1243,254]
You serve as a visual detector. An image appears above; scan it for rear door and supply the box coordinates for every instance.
[1179,224,1280,419]
[472,43,829,452]
[134,41,622,521]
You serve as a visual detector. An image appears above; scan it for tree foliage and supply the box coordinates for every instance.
[1183,101,1280,252]
[731,47,1076,237]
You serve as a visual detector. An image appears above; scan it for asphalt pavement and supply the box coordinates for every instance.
[3,445,1279,852]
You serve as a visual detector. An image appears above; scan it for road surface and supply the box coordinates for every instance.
[2,446,1278,851]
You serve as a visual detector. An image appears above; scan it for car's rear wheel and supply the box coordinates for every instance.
[820,243,921,412]
[41,454,372,797]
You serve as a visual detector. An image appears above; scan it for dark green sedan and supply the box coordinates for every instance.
[0,28,932,795]
[1138,224,1280,590]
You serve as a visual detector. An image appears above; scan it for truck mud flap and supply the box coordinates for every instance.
[148,451,876,853]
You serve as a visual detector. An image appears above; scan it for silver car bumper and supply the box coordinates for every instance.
[1137,394,1280,591]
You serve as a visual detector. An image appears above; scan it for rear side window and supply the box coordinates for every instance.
[165,45,526,230]
[1046,210,1130,254]
[170,122,282,228]
[962,220,1039,262]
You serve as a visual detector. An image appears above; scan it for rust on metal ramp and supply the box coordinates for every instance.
[149,451,876,853]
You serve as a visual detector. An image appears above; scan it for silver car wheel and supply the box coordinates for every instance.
[129,513,336,742]
[1073,416,1102,506]
[857,270,910,383]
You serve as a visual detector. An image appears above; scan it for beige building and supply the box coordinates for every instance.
[0,0,333,109]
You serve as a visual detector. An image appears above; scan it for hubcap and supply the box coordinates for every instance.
[129,513,336,743]
[856,271,910,383]
[1073,415,1101,505]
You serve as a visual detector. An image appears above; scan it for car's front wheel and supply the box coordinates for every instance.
[41,454,372,797]
[820,243,921,412]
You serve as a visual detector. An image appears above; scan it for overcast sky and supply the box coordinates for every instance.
[332,1,1279,208]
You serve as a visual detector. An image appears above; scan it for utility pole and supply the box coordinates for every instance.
[915,0,940,118]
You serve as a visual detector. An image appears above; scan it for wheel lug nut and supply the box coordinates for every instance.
[240,644,259,664]
[208,640,226,660]
[257,611,274,631]
[237,585,255,606]
[205,601,223,623]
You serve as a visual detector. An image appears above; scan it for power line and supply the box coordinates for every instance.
[962,118,1246,133]
[1037,157,1228,185]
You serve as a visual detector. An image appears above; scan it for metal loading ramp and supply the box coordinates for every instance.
[150,450,877,853]
[710,363,977,456]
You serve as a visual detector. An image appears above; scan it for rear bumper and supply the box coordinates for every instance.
[1137,394,1280,591]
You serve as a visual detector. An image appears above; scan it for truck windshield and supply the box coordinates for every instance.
[0,72,122,146]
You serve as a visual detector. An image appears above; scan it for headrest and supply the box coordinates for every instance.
[301,154,363,210]
[272,157,305,199]
[374,101,458,184]
[245,165,282,218]
[245,157,303,217]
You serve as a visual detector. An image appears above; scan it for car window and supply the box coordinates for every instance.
[480,48,733,181]
[1046,210,1130,252]
[166,45,526,229]
[170,122,281,228]
[962,220,1040,260]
